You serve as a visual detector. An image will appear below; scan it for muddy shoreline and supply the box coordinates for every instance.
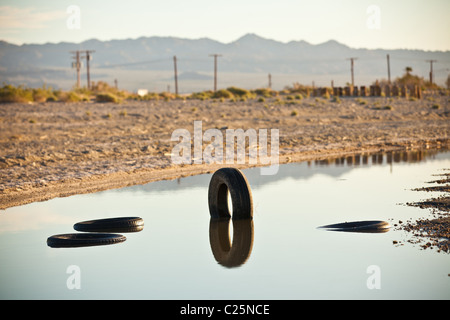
[397,171,450,253]
[1,96,449,210]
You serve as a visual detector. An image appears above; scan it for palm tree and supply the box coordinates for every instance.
[405,67,412,76]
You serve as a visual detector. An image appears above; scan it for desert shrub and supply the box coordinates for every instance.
[291,110,298,116]
[253,88,274,97]
[356,98,368,105]
[32,86,57,102]
[59,91,83,102]
[227,86,254,99]
[189,91,213,100]
[0,84,33,102]
[96,92,119,103]
[212,89,233,99]
[331,96,341,103]
[159,92,176,100]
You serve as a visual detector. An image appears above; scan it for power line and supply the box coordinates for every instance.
[81,50,95,89]
[426,60,437,85]
[386,54,391,84]
[98,58,170,69]
[70,51,82,88]
[346,57,358,87]
[173,55,178,95]
[209,54,222,92]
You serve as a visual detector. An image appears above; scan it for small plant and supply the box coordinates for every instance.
[119,109,127,116]
[28,118,36,123]
[331,96,341,103]
[291,110,298,116]
[431,104,440,109]
[257,97,265,103]
[356,98,368,105]
[374,105,393,110]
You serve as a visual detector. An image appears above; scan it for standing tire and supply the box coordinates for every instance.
[208,168,253,220]
[73,217,144,233]
[47,233,126,248]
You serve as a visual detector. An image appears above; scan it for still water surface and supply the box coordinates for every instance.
[1,150,449,299]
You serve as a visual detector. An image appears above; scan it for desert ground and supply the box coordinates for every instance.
[0,94,449,211]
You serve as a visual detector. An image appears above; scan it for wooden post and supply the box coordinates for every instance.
[375,85,381,96]
[360,86,366,97]
[416,85,422,99]
[344,86,351,96]
[401,85,407,98]
[408,85,416,98]
[384,85,391,97]
[392,85,399,97]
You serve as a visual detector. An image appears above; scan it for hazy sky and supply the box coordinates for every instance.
[0,0,449,51]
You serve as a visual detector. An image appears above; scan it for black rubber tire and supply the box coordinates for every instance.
[73,217,144,233]
[318,220,390,233]
[209,218,254,268]
[47,233,126,248]
[208,168,253,220]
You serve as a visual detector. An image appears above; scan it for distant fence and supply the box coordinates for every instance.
[311,84,422,99]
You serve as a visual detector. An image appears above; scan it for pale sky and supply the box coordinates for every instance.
[0,0,449,51]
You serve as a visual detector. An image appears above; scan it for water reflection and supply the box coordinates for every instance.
[312,149,444,167]
[209,218,254,268]
[318,220,391,234]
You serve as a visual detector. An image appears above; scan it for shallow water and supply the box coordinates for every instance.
[1,150,449,299]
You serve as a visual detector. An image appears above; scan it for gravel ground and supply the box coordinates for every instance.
[0,94,449,210]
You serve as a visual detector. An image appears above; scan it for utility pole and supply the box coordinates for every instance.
[209,54,222,92]
[173,55,178,95]
[387,54,391,84]
[81,50,95,89]
[347,57,358,87]
[70,51,82,88]
[426,60,437,85]
[268,73,272,89]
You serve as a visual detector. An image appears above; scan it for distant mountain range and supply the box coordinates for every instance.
[1,33,449,92]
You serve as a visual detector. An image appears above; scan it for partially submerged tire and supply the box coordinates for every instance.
[208,168,253,220]
[47,233,126,248]
[318,220,391,233]
[73,217,144,233]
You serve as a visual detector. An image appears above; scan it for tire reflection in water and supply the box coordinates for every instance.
[209,218,254,268]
